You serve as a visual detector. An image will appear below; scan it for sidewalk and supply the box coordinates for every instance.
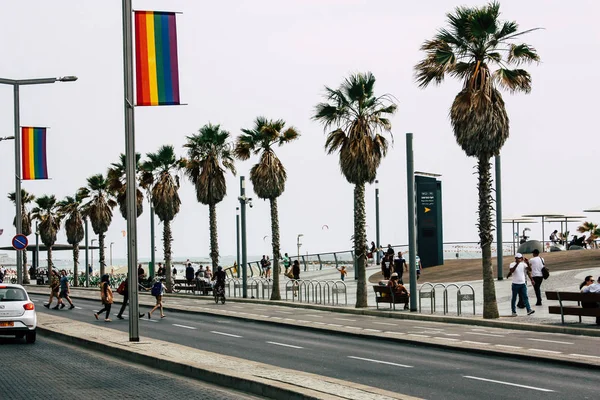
[27,283,600,369]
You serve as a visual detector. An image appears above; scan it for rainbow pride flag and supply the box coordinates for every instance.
[21,127,48,180]
[134,11,180,106]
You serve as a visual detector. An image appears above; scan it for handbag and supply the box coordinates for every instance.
[541,258,550,280]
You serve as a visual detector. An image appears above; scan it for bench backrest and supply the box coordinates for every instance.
[546,291,600,302]
[373,285,391,295]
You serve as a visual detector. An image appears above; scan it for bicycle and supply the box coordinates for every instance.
[213,283,225,304]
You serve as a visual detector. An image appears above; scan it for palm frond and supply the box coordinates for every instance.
[493,68,531,93]
[507,43,540,65]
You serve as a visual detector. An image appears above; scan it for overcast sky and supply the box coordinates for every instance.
[1,0,598,262]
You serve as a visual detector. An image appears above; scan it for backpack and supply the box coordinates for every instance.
[151,281,162,296]
[117,281,127,295]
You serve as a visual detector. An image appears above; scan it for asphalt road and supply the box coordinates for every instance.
[30,294,598,400]
[0,335,263,400]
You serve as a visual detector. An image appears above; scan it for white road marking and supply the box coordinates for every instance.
[348,356,413,368]
[463,341,489,346]
[527,338,573,345]
[408,334,430,338]
[444,333,461,337]
[334,318,356,322]
[463,376,554,392]
[414,326,444,330]
[495,344,522,349]
[267,341,303,349]
[372,322,397,326]
[173,324,196,330]
[385,331,404,335]
[211,331,242,338]
[271,317,282,320]
[569,354,600,360]
[345,326,362,329]
[529,348,562,354]
[276,311,293,314]
[327,323,343,327]
[364,328,382,332]
[434,337,459,341]
[74,306,83,310]
[303,314,323,318]
[466,332,505,338]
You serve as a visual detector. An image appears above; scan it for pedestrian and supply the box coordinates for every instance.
[172,266,177,277]
[260,255,268,277]
[507,253,535,317]
[44,270,60,309]
[386,244,394,257]
[196,265,205,278]
[148,278,166,319]
[265,256,272,279]
[58,270,75,310]
[282,253,291,275]
[292,260,301,297]
[156,262,165,276]
[94,274,113,322]
[529,249,545,306]
[116,276,145,319]
[137,263,145,282]
[336,265,347,281]
[549,230,559,244]
[580,275,594,291]
[368,241,376,265]
[185,262,194,284]
[205,266,212,280]
[393,252,407,283]
[381,254,392,280]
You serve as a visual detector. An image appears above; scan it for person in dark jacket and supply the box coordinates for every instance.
[116,276,145,320]
[185,263,195,284]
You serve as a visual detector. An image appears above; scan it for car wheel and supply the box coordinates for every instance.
[25,330,36,344]
[15,333,25,339]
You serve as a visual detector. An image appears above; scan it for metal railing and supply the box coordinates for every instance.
[284,279,347,305]
[419,281,476,316]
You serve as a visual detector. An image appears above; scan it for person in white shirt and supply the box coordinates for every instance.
[529,249,545,306]
[507,253,535,316]
[581,277,600,325]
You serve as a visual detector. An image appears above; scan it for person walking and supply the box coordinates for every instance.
[381,254,392,280]
[508,253,535,317]
[260,255,268,278]
[529,249,545,306]
[116,276,146,320]
[336,265,347,281]
[58,270,75,310]
[44,270,61,309]
[394,252,408,283]
[292,259,301,297]
[148,278,166,319]
[94,274,113,322]
[185,262,194,284]
[282,253,291,275]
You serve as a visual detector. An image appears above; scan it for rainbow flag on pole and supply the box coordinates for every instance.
[134,11,180,106]
[21,127,48,180]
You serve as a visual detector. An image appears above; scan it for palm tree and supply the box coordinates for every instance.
[414,2,540,318]
[183,123,236,272]
[57,193,85,285]
[141,145,181,291]
[577,222,599,248]
[8,189,35,284]
[313,72,397,308]
[31,195,61,276]
[78,174,117,277]
[235,117,299,300]
[107,153,144,220]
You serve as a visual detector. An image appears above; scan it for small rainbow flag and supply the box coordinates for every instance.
[21,127,48,180]
[134,11,180,106]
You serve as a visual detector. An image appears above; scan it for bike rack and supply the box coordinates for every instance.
[331,281,347,306]
[457,284,476,315]
[443,283,459,315]
[285,279,298,301]
[432,283,446,313]
[313,281,323,304]
[419,282,435,313]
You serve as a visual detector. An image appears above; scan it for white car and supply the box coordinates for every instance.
[0,284,37,343]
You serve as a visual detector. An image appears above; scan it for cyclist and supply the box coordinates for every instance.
[212,266,226,297]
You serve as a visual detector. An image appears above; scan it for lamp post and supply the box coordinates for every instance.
[110,242,115,267]
[238,176,252,298]
[0,136,15,141]
[375,179,381,265]
[91,239,97,271]
[35,221,39,272]
[150,205,156,279]
[0,76,77,284]
[297,234,304,270]
[236,207,241,278]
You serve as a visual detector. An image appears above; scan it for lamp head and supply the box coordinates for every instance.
[58,76,78,82]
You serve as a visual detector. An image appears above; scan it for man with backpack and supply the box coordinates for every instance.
[116,276,146,320]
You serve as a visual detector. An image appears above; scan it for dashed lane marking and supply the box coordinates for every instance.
[173,324,197,330]
[267,341,303,349]
[466,332,505,338]
[527,338,573,345]
[348,356,413,368]
[413,326,444,330]
[462,341,490,346]
[211,331,242,338]
[434,337,459,341]
[569,354,600,359]
[372,322,397,326]
[408,334,430,338]
[364,329,382,332]
[334,318,356,322]
[529,349,562,354]
[495,344,522,349]
[463,376,554,392]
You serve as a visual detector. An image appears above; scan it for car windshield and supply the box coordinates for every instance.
[0,288,27,302]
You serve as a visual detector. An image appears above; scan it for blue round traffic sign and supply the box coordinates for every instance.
[12,234,28,250]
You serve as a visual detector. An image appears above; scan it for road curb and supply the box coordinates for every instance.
[36,314,418,400]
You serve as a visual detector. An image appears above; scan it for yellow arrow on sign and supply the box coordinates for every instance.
[424,207,431,213]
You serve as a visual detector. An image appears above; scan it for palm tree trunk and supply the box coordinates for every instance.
[478,155,499,319]
[164,219,173,292]
[209,204,219,271]
[47,247,53,276]
[354,183,367,308]
[270,197,281,300]
[22,250,30,284]
[73,244,79,286]
[99,233,106,277]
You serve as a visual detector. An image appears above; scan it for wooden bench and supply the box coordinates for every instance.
[373,285,409,310]
[173,279,196,294]
[546,291,600,324]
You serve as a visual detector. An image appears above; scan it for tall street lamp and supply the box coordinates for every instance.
[110,242,115,267]
[375,179,381,264]
[91,239,97,271]
[297,234,304,271]
[236,207,241,278]
[238,176,253,298]
[0,75,77,284]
